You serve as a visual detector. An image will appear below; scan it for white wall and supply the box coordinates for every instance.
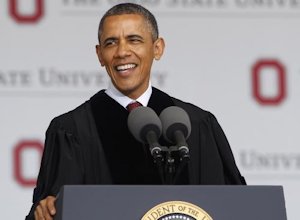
[1,0,299,219]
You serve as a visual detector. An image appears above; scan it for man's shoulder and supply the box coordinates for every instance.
[48,100,92,134]
[152,87,214,122]
[51,89,106,124]
[171,97,214,121]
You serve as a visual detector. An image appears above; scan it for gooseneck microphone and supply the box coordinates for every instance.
[128,105,192,184]
[127,106,163,163]
[159,106,191,161]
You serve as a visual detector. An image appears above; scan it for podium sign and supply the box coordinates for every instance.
[54,185,287,220]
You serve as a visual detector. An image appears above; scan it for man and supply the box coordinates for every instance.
[27,3,246,220]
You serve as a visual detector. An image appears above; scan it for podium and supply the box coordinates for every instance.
[54,185,287,220]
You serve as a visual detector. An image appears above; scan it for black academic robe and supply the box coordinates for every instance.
[26,87,245,219]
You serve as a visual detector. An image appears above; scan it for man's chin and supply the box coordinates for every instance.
[118,87,142,99]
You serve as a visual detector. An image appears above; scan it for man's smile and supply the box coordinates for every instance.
[115,63,137,72]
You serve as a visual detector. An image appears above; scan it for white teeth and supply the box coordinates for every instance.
[116,64,136,71]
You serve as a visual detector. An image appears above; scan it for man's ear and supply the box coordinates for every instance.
[95,45,105,66]
[153,37,165,61]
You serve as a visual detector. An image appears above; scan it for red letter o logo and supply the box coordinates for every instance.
[9,0,44,23]
[252,59,286,105]
[13,140,43,187]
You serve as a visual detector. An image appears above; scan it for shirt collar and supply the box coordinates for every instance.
[105,81,152,109]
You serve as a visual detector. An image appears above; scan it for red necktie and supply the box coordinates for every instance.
[126,101,142,112]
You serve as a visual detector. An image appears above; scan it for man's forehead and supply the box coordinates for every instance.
[103,14,145,27]
[101,14,151,37]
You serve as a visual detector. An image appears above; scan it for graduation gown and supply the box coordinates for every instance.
[26,87,246,219]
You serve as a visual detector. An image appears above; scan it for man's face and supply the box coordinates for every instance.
[96,14,164,99]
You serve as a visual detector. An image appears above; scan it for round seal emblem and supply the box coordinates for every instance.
[141,201,213,220]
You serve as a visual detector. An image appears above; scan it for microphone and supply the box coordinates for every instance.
[127,106,163,162]
[159,106,191,161]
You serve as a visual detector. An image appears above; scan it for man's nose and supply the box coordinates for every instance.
[114,41,131,58]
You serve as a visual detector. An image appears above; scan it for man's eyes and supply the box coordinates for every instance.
[103,38,143,47]
[104,40,117,47]
[129,38,142,43]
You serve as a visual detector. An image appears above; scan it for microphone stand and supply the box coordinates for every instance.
[146,130,190,184]
[173,152,190,184]
[152,145,189,185]
[146,131,166,184]
[165,148,175,184]
[151,147,165,184]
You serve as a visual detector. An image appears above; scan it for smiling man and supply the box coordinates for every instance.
[27,3,245,220]
[96,13,164,100]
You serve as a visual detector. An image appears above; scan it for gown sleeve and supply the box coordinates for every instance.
[25,116,84,220]
[172,97,246,185]
[208,114,246,184]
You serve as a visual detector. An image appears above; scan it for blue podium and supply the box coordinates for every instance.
[54,185,287,220]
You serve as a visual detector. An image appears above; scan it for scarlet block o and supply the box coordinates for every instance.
[252,59,286,105]
[13,140,43,187]
[9,0,44,23]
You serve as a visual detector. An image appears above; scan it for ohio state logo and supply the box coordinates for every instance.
[252,59,286,105]
[9,0,44,23]
[13,140,43,186]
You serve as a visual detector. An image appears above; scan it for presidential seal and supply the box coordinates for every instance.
[141,201,213,220]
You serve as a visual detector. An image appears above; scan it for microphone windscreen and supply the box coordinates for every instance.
[127,106,162,143]
[159,106,191,143]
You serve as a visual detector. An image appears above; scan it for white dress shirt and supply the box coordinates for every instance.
[105,81,152,109]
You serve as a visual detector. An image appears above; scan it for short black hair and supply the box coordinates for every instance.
[98,3,159,43]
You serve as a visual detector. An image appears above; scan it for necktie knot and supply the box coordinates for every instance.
[126,101,142,112]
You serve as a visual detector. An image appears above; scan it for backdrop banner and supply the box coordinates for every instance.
[1,0,299,219]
